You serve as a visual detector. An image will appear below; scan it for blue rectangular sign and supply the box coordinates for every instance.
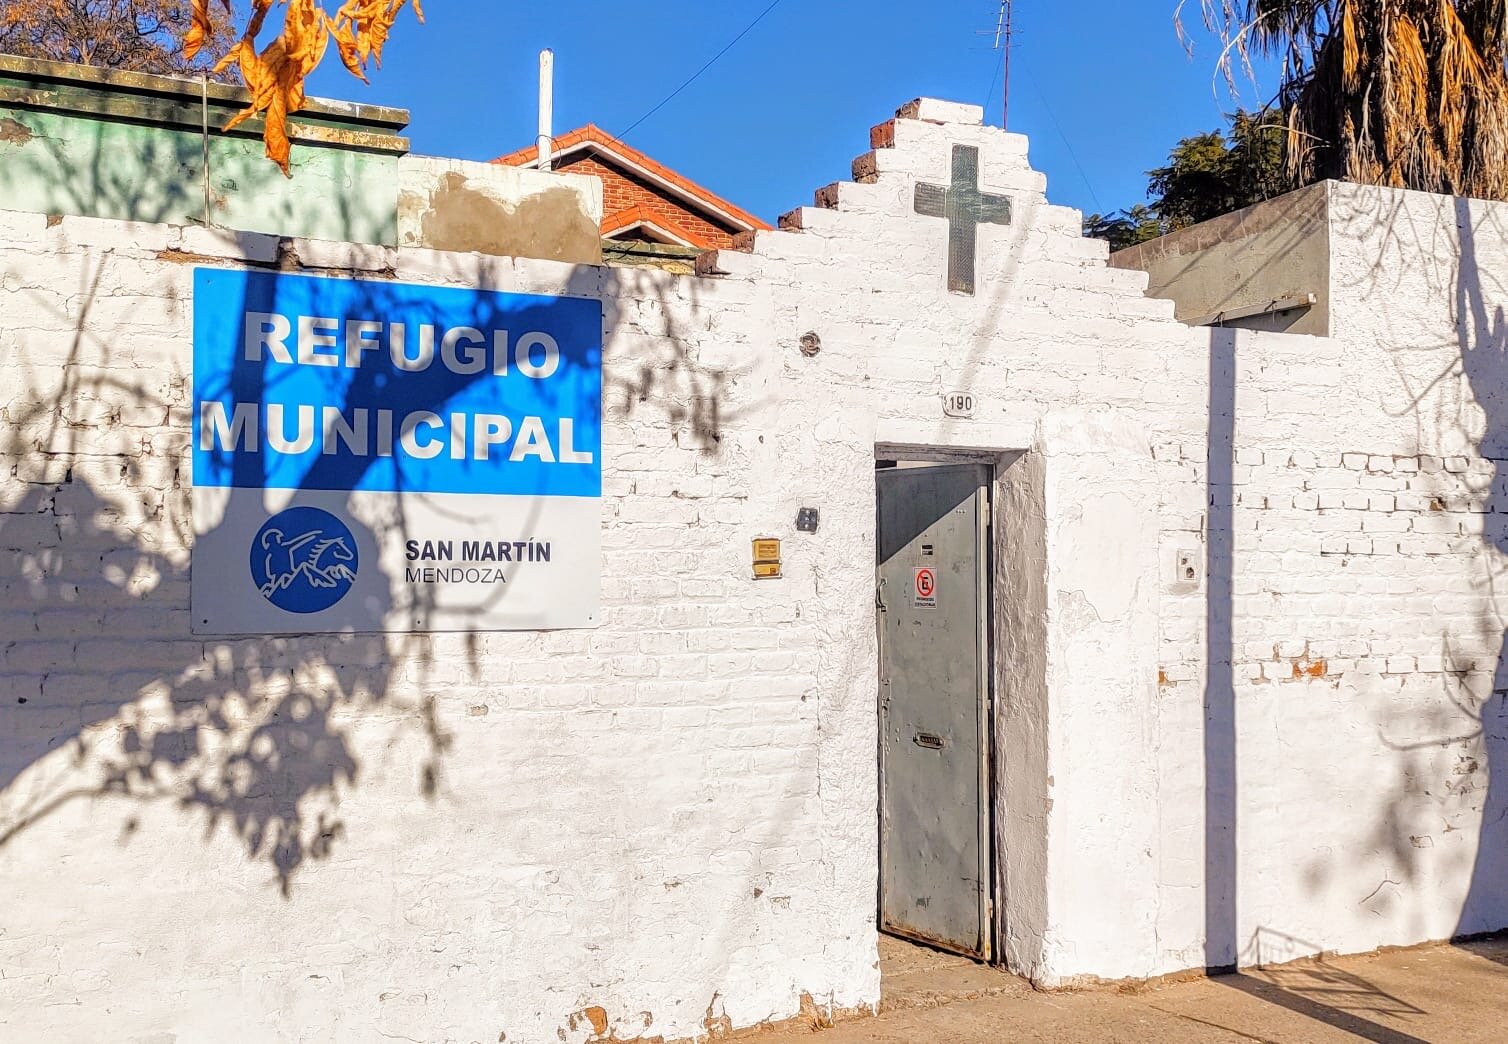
[193,269,603,497]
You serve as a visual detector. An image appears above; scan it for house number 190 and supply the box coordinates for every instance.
[943,392,975,419]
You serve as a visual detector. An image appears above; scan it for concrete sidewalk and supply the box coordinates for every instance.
[743,934,1508,1043]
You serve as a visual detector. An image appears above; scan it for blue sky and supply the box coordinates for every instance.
[304,1,1276,222]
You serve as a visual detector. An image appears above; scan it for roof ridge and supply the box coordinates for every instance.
[491,125,771,233]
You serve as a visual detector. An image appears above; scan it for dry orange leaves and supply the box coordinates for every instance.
[185,0,424,175]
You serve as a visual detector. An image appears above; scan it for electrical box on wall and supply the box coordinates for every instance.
[753,538,782,580]
[1175,549,1202,588]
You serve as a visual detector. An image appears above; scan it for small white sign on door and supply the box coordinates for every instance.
[913,567,938,609]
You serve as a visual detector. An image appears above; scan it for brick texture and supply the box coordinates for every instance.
[558,153,741,248]
[493,126,770,250]
[2,102,1506,1042]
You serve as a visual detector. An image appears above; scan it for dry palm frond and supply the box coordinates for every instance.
[1190,1,1508,201]
[185,0,425,175]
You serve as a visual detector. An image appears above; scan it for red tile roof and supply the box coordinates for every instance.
[599,203,707,247]
[493,124,772,237]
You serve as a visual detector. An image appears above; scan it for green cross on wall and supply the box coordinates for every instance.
[914,144,1013,296]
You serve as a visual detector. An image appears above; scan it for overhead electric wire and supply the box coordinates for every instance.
[615,0,786,141]
[984,41,1005,124]
[1019,58,1103,213]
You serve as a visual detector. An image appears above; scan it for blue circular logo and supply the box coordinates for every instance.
[250,507,360,615]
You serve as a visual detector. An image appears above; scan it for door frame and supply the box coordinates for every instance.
[874,451,999,963]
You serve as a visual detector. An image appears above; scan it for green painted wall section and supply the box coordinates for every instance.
[0,57,410,246]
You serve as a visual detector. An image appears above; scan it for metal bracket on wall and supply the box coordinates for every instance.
[1191,292,1317,328]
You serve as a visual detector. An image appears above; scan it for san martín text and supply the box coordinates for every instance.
[404,538,553,585]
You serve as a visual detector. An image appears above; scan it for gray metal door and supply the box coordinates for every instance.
[876,462,992,960]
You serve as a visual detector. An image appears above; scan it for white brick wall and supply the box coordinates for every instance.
[1137,182,1508,974]
[2,100,1504,1041]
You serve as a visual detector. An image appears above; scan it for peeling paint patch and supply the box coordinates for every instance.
[565,1005,664,1043]
[1291,657,1328,680]
[411,172,601,262]
[702,995,733,1038]
[571,1007,609,1037]
[156,248,233,266]
[0,117,33,145]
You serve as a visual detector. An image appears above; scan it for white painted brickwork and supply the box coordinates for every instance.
[1230,185,1508,962]
[1146,184,1508,971]
[0,102,1504,1042]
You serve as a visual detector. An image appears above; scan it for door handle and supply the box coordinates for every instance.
[876,577,888,612]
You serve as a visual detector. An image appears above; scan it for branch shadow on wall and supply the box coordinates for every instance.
[529,263,808,1041]
[0,246,606,895]
[1196,189,1508,1042]
[0,105,388,241]
[0,113,193,227]
[0,200,797,1037]
[1203,327,1443,1042]
[1268,187,1508,977]
[1450,195,1508,956]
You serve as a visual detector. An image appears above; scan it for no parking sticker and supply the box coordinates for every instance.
[913,567,937,609]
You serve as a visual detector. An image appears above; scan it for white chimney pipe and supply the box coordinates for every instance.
[538,49,554,172]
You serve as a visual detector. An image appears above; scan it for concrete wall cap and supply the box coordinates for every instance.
[895,98,986,126]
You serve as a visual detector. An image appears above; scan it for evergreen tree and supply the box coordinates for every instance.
[1085,109,1287,249]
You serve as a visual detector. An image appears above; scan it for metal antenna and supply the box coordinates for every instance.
[993,1,1015,129]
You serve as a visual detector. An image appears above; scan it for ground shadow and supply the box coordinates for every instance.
[1207,928,1430,1044]
[1218,972,1430,1044]
[1457,932,1508,967]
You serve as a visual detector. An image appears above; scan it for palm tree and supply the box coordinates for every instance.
[1190,1,1508,199]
